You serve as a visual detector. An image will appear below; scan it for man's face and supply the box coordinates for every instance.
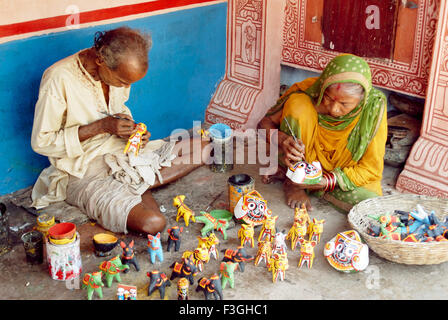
[97,55,147,88]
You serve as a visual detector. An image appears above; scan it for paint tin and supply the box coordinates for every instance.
[227,174,255,213]
[209,123,234,173]
[46,232,82,281]
[21,230,44,265]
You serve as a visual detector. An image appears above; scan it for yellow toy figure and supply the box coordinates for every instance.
[173,195,196,227]
[183,243,210,273]
[124,123,147,156]
[286,220,308,250]
[238,223,255,248]
[294,203,311,225]
[177,277,189,300]
[197,233,220,260]
[258,215,278,242]
[298,238,317,269]
[308,218,325,243]
[268,252,289,283]
[254,240,272,268]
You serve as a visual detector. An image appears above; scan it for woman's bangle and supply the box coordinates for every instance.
[323,172,336,192]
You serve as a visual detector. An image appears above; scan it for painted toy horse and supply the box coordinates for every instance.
[167,226,183,252]
[147,232,164,264]
[82,271,104,300]
[258,215,278,242]
[147,270,171,299]
[268,252,289,283]
[195,211,230,240]
[308,218,325,243]
[99,255,129,287]
[173,195,196,227]
[220,261,239,289]
[222,246,254,272]
[254,240,272,268]
[286,220,308,250]
[182,243,210,273]
[124,123,147,156]
[196,274,223,300]
[238,223,255,248]
[169,255,199,285]
[197,233,220,260]
[120,240,140,273]
[294,203,311,225]
[298,239,317,269]
[272,231,288,255]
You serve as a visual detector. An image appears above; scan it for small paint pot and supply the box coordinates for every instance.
[92,233,119,257]
[48,222,76,240]
[21,231,44,265]
[227,174,255,213]
[209,123,234,173]
[35,213,55,239]
[46,232,82,281]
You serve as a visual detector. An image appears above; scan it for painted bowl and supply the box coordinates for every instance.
[49,232,77,245]
[48,222,76,240]
[93,233,119,257]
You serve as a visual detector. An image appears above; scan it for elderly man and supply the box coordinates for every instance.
[31,27,206,235]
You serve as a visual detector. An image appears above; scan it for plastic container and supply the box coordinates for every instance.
[46,232,82,281]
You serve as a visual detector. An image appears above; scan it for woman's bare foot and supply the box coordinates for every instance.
[283,179,312,210]
[261,166,287,184]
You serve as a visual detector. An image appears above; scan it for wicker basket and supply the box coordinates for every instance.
[348,194,448,265]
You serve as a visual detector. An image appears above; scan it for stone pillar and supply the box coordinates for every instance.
[205,0,285,130]
[396,1,448,197]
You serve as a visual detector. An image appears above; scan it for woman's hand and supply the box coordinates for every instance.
[101,113,136,138]
[288,178,327,191]
[279,133,305,168]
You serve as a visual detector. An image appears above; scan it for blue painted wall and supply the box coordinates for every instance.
[0,3,227,195]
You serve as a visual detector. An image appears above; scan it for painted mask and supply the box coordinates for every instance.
[286,161,322,184]
[234,190,271,226]
[324,230,369,273]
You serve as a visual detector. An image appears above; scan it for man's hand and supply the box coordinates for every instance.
[101,113,136,139]
[280,134,305,168]
[141,130,151,149]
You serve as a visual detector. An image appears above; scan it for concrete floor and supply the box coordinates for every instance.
[1,163,448,301]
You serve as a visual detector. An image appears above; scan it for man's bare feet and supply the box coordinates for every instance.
[283,179,312,210]
[261,166,287,184]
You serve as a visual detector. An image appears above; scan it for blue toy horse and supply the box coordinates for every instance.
[147,232,164,264]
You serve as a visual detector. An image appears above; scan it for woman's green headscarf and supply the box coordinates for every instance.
[269,54,386,162]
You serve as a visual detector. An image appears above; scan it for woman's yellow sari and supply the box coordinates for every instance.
[267,54,387,209]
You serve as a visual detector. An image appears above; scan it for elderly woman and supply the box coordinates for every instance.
[31,27,207,235]
[258,54,387,212]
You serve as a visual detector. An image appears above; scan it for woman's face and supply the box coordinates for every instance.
[316,84,362,118]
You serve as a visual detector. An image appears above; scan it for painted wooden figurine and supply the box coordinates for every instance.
[238,223,255,248]
[82,271,104,300]
[147,232,164,264]
[167,226,183,252]
[147,270,171,299]
[234,190,272,226]
[286,220,308,250]
[254,240,273,268]
[222,246,254,272]
[220,261,239,289]
[177,277,190,300]
[268,252,289,283]
[258,215,278,242]
[196,274,223,300]
[173,195,196,227]
[272,231,288,255]
[298,239,317,269]
[182,243,210,273]
[197,233,220,260]
[294,203,311,225]
[169,255,199,285]
[120,240,140,273]
[195,211,230,240]
[324,230,369,273]
[308,218,325,243]
[124,123,147,156]
[99,255,129,287]
[286,160,322,184]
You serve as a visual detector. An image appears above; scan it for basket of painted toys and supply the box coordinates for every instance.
[348,194,448,265]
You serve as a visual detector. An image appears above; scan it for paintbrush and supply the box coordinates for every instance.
[100,111,134,122]
[283,117,299,145]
